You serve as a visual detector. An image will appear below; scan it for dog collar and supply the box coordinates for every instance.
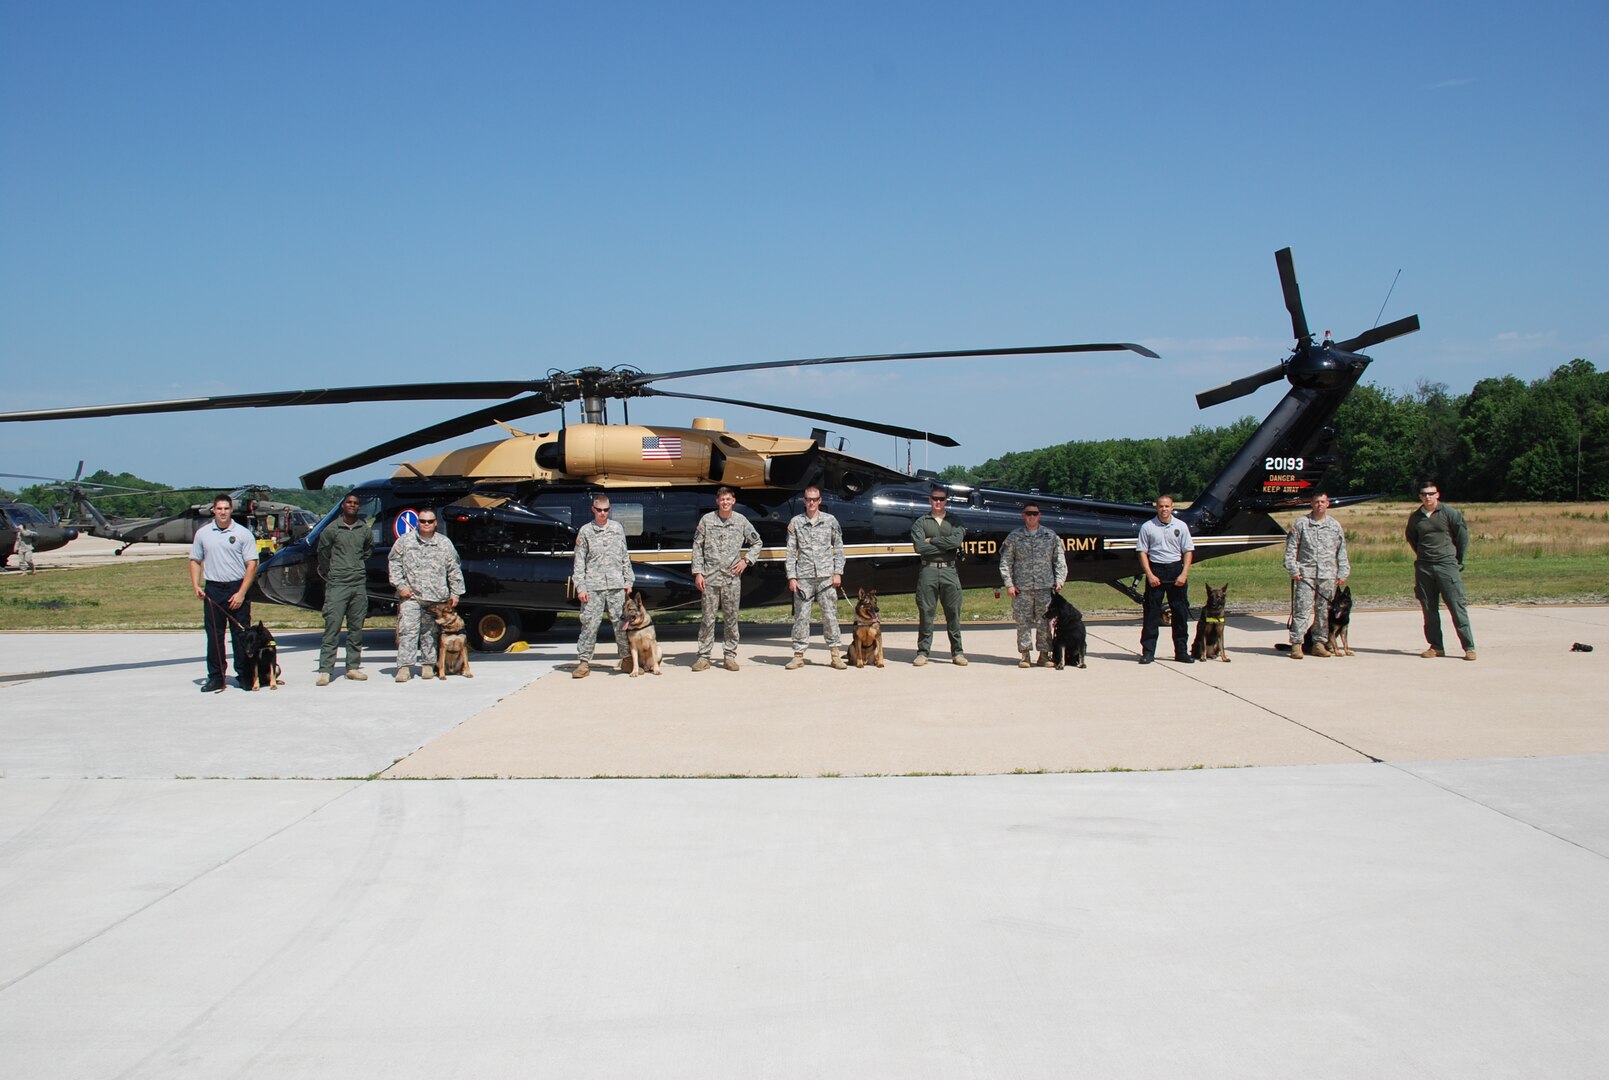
[1204,616,1225,624]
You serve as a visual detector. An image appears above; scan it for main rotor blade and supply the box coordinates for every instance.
[640,388,960,447]
[637,342,1159,387]
[1195,362,1288,410]
[1334,314,1421,355]
[299,396,561,489]
[0,380,549,424]
[1275,248,1311,344]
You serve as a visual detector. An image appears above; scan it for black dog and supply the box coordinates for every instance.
[241,621,281,691]
[1043,593,1087,670]
[1190,583,1230,662]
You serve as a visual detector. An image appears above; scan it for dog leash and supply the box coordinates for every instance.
[200,589,251,633]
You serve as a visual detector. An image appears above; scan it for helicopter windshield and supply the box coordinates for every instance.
[4,504,51,527]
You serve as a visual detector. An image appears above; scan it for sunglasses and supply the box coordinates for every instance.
[1023,510,1040,516]
[803,497,821,503]
[418,518,438,524]
[930,497,948,503]
[593,506,610,513]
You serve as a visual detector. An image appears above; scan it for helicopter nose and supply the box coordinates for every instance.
[255,545,313,608]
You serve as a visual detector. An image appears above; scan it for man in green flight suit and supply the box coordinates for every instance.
[1405,480,1476,661]
[316,493,375,684]
[911,486,967,666]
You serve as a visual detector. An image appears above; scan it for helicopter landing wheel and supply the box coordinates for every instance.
[465,609,522,652]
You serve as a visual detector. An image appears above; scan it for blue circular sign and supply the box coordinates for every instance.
[394,509,419,538]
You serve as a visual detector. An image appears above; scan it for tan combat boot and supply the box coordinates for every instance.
[1420,647,1444,658]
[691,658,712,672]
[1464,649,1478,661]
[1036,651,1052,667]
[395,667,412,683]
[785,653,806,670]
[1018,651,1031,669]
[573,660,591,679]
[1289,643,1304,660]
[316,672,332,687]
[723,657,740,672]
[345,668,367,681]
[1310,640,1332,658]
[829,647,847,670]
[952,654,968,667]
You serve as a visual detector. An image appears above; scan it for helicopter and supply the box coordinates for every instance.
[0,248,1419,648]
[0,497,78,568]
[0,463,320,555]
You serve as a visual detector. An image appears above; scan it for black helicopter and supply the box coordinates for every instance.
[0,248,1418,648]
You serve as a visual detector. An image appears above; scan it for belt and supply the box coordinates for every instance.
[921,559,957,568]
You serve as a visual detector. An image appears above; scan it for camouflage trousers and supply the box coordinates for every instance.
[697,578,742,660]
[318,580,368,672]
[577,588,629,662]
[12,544,34,572]
[1011,588,1053,653]
[790,578,842,652]
[1290,576,1336,645]
[395,598,442,668]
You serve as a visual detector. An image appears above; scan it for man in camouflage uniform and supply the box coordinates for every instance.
[316,493,375,684]
[912,486,967,666]
[572,494,635,679]
[784,485,847,670]
[690,486,762,672]
[13,522,37,574]
[1000,501,1068,668]
[388,509,465,682]
[1283,491,1350,659]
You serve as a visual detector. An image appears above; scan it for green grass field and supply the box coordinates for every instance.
[4,501,1605,631]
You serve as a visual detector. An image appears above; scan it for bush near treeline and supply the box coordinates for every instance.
[942,359,1609,502]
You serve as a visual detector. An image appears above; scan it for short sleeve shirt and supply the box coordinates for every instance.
[1137,516,1194,564]
[189,521,258,581]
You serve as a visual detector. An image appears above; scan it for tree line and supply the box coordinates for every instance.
[940,359,1609,502]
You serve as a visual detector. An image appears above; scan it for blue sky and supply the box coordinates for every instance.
[3,1,1605,489]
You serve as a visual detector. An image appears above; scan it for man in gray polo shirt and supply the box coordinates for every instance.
[1136,494,1194,664]
[188,493,259,693]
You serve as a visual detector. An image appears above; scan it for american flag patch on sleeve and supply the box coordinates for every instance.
[642,436,683,460]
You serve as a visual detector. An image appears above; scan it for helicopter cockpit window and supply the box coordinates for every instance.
[6,504,50,527]
[575,502,645,537]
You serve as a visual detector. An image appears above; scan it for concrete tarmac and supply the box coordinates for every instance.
[2,606,1606,1078]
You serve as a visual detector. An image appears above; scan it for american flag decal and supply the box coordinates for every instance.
[641,435,683,460]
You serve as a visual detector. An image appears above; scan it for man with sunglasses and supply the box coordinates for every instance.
[572,495,635,679]
[388,509,465,683]
[911,486,967,666]
[1000,501,1068,668]
[1405,481,1476,660]
[784,485,847,670]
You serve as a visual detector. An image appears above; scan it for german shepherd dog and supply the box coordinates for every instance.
[241,621,282,690]
[622,593,663,677]
[428,603,475,679]
[1327,584,1354,656]
[1190,583,1230,662]
[1275,583,1353,656]
[846,587,885,669]
[1044,593,1087,670]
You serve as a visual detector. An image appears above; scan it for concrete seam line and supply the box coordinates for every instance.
[1386,763,1609,863]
